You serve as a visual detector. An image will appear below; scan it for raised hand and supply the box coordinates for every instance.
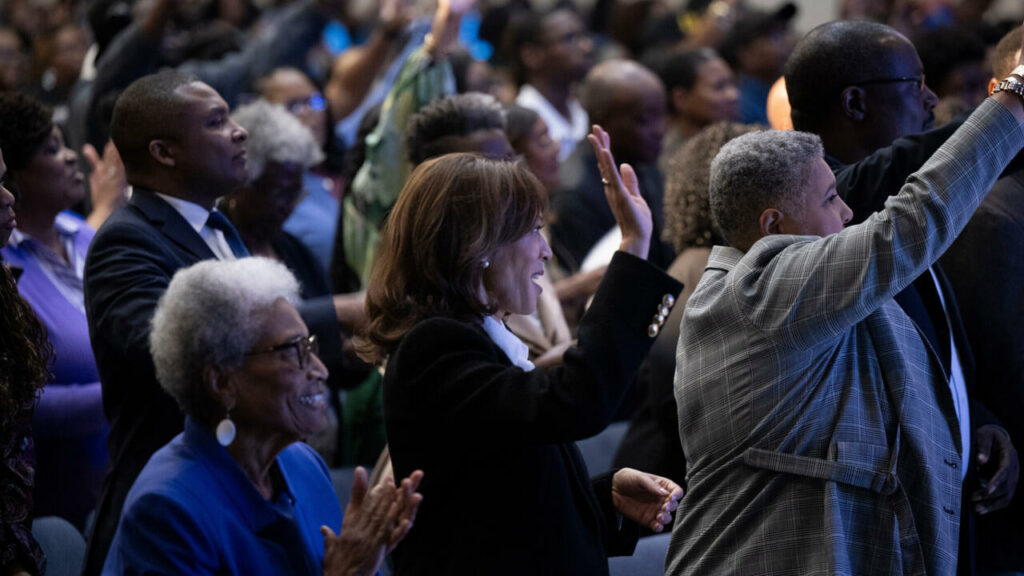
[83,140,128,230]
[611,468,684,533]
[587,125,652,260]
[427,0,477,59]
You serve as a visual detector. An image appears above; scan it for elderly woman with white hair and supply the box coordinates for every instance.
[223,99,369,463]
[102,257,423,575]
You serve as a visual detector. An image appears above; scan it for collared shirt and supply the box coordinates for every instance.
[482,316,535,372]
[929,267,971,479]
[154,193,236,260]
[516,84,589,162]
[8,212,87,313]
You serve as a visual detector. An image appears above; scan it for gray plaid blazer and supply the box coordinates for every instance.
[665,99,1024,576]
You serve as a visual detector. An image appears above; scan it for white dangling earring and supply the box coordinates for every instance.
[216,412,236,447]
[482,259,490,269]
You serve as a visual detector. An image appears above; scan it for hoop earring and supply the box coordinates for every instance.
[216,412,236,447]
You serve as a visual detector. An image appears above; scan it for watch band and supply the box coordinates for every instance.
[993,76,1024,101]
[1011,64,1024,79]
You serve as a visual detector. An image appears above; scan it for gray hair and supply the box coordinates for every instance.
[709,130,823,249]
[150,257,301,420]
[231,99,324,183]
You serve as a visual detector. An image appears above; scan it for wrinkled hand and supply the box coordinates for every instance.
[611,468,684,533]
[83,141,128,229]
[322,467,424,576]
[972,425,1018,515]
[587,125,652,260]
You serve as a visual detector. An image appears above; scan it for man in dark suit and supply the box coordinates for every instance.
[81,70,344,573]
[549,59,675,272]
[939,27,1024,575]
[784,20,1019,575]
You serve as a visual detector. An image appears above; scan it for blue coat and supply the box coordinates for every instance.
[102,418,342,575]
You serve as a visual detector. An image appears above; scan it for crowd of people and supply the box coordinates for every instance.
[2,0,1024,574]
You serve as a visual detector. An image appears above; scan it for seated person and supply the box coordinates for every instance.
[0,92,112,529]
[222,99,370,463]
[102,257,422,574]
[256,67,347,274]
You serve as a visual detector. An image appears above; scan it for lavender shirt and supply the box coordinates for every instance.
[2,212,108,529]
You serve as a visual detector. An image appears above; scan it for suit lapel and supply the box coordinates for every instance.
[131,189,217,261]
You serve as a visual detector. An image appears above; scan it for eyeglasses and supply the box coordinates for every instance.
[244,334,319,369]
[851,75,926,92]
[285,92,326,114]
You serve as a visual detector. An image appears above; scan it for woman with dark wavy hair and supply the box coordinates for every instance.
[361,128,685,575]
[0,145,51,576]
[0,91,116,528]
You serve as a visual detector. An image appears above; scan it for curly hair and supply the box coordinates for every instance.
[0,264,51,431]
[662,122,764,252]
[405,93,506,165]
[230,99,324,183]
[359,154,546,364]
[0,92,53,175]
[709,129,823,250]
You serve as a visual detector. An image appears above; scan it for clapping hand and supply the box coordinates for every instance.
[322,467,424,576]
[611,468,684,533]
[587,125,653,260]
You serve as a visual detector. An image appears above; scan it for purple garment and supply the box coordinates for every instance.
[2,212,108,529]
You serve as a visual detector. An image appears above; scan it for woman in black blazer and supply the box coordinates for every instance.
[360,127,684,575]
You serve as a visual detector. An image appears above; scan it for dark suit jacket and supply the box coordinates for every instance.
[384,252,682,575]
[550,143,675,272]
[82,190,340,574]
[940,167,1024,571]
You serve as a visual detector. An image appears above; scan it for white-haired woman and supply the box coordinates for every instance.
[223,99,369,463]
[102,257,422,575]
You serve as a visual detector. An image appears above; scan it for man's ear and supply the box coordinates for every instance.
[758,208,785,237]
[148,139,176,168]
[203,364,236,414]
[839,86,868,121]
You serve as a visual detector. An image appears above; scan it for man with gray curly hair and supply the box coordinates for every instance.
[665,39,1024,574]
[707,130,825,251]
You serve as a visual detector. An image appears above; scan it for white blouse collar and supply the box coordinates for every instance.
[481,316,535,372]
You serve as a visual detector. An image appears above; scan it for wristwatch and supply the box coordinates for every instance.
[992,75,1024,101]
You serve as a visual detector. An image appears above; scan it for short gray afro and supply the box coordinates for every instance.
[231,99,324,183]
[150,257,301,420]
[709,130,823,249]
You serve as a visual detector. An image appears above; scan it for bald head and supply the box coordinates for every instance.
[581,60,666,164]
[785,20,936,163]
[786,21,912,130]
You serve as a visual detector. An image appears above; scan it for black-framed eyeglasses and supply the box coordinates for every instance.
[851,75,926,92]
[244,334,319,369]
